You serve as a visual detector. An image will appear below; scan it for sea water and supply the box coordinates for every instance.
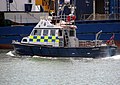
[0,49,120,85]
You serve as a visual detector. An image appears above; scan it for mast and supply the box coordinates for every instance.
[55,0,59,15]
[6,0,13,11]
[93,0,96,20]
[6,0,10,11]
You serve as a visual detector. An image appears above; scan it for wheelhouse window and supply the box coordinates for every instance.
[69,29,75,37]
[36,30,42,35]
[58,30,62,36]
[34,30,37,35]
[50,30,55,36]
[43,29,48,36]
[31,29,42,35]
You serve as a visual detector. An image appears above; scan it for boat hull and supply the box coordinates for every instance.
[13,43,117,58]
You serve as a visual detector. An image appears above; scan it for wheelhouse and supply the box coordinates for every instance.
[21,19,78,47]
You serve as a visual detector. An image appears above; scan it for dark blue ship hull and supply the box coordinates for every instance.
[76,20,120,40]
[0,25,34,48]
[75,20,120,48]
[13,43,117,58]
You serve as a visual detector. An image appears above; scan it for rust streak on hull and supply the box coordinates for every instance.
[0,44,13,49]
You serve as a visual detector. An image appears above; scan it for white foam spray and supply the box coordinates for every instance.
[102,55,120,60]
[6,51,15,57]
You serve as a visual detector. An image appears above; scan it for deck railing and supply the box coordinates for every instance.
[79,13,120,20]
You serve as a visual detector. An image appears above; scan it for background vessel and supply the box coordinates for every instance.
[0,0,120,49]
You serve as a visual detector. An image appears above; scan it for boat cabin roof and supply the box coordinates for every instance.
[34,19,62,29]
[34,19,77,30]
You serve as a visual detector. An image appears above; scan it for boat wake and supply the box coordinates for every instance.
[33,55,120,61]
[32,55,94,62]
[6,51,15,57]
[102,55,120,60]
[6,51,32,58]
[33,55,73,60]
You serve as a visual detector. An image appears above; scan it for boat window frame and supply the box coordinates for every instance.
[43,29,49,36]
[48,29,59,37]
[55,29,59,36]
[35,29,42,35]
[69,29,75,37]
[30,29,37,35]
[30,29,42,36]
[30,28,60,37]
[50,29,56,36]
[58,29,63,37]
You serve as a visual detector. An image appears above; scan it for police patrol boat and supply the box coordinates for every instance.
[12,15,117,58]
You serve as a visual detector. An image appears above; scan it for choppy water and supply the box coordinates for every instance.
[0,50,120,85]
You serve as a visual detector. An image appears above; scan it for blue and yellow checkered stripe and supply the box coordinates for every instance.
[29,36,59,43]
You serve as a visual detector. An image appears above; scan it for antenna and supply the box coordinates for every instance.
[6,0,10,11]
[93,0,95,20]
[6,0,13,11]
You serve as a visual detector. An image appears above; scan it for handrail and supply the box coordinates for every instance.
[79,13,120,20]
